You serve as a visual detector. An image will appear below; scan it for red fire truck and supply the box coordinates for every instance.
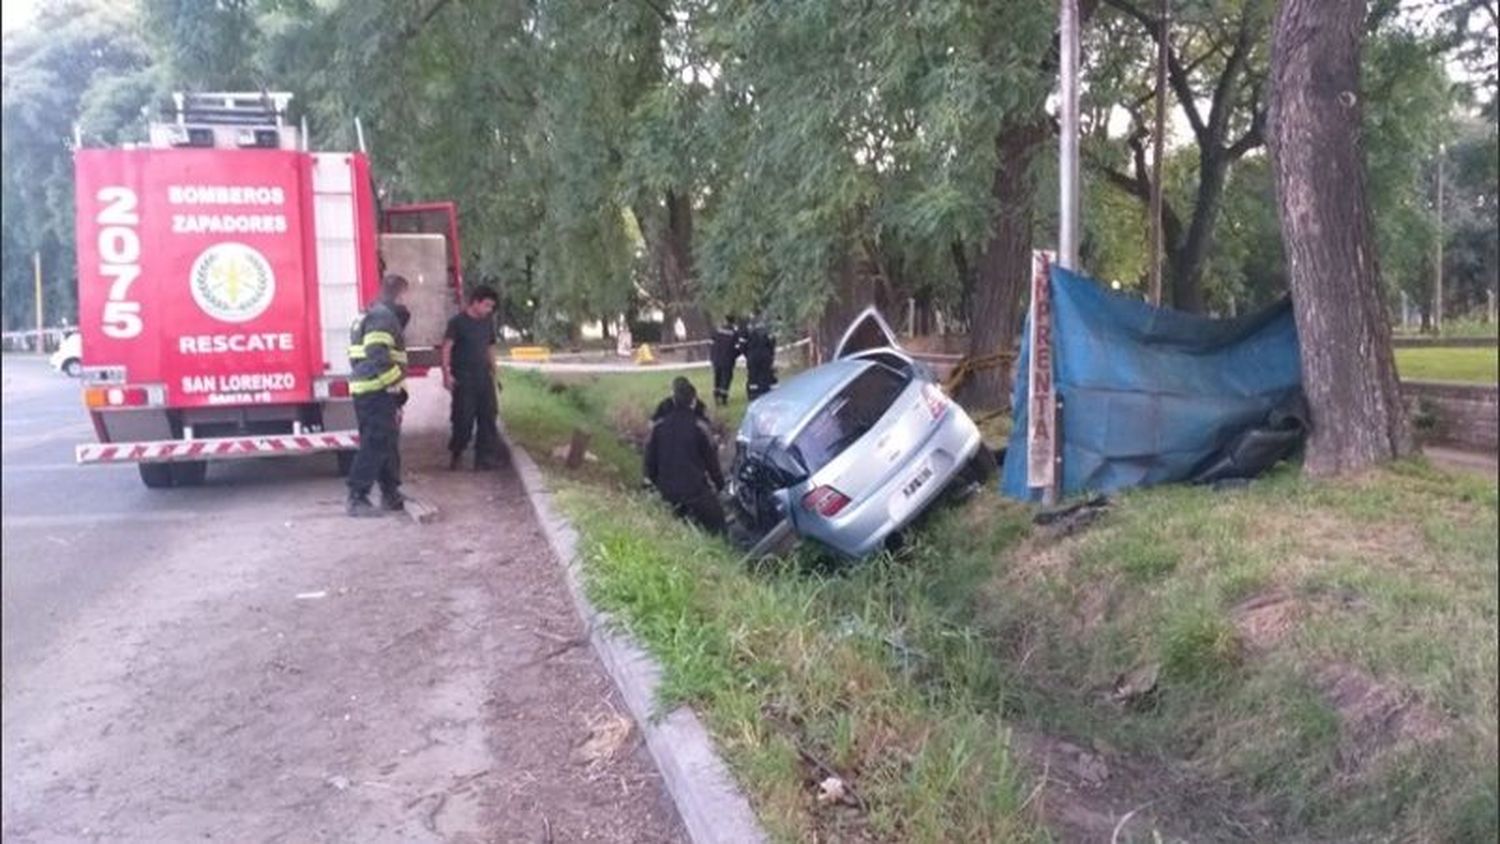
[72,92,464,488]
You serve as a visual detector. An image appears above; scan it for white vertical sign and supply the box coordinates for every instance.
[1027,250,1057,493]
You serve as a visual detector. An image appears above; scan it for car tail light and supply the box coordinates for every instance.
[802,486,851,518]
[921,383,949,420]
[84,385,163,408]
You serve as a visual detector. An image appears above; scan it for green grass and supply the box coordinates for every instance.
[1393,318,1500,340]
[503,368,1041,842]
[1396,346,1499,383]
[502,368,1499,843]
[983,463,1498,842]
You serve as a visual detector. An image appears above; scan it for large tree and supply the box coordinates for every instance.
[1091,0,1271,314]
[1268,0,1413,475]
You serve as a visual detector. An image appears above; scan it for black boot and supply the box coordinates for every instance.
[346,496,382,518]
[449,452,462,471]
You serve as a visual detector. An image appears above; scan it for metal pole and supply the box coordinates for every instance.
[1433,143,1444,334]
[1148,0,1168,305]
[33,251,43,351]
[354,116,368,154]
[1058,0,1081,270]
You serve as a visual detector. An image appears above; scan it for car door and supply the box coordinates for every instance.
[832,307,900,360]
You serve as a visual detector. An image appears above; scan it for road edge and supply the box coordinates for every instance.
[503,436,767,844]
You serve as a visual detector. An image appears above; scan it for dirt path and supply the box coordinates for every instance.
[1,377,684,843]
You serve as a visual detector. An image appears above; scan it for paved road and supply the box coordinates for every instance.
[1,356,683,842]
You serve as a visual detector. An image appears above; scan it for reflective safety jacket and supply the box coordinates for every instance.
[348,299,408,396]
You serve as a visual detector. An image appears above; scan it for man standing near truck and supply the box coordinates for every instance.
[347,273,412,517]
[442,285,503,470]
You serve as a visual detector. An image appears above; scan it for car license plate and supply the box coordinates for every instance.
[901,463,934,499]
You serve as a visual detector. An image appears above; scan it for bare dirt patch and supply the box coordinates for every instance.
[1313,662,1452,777]
[1231,590,1300,652]
[1010,731,1276,843]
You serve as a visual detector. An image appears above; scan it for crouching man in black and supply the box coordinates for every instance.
[644,378,727,535]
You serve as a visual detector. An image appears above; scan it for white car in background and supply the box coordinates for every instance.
[49,332,82,377]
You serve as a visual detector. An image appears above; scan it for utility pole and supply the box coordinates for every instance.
[1030,0,1082,508]
[1433,143,1444,334]
[1148,0,1168,306]
[33,251,43,351]
[1058,0,1081,270]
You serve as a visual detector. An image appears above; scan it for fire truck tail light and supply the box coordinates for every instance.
[314,378,351,400]
[85,384,164,409]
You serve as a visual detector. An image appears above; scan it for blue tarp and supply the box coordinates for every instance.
[1002,265,1302,501]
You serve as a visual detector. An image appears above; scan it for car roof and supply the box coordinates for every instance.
[739,359,871,441]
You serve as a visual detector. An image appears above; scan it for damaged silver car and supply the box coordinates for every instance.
[727,308,992,559]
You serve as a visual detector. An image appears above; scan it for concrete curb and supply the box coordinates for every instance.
[503,436,767,844]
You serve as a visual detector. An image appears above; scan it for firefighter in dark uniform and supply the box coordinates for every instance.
[644,378,727,535]
[744,318,777,401]
[709,315,744,406]
[346,273,411,517]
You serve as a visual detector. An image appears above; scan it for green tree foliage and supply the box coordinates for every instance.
[1438,117,1499,319]
[1,0,155,329]
[1,0,1492,347]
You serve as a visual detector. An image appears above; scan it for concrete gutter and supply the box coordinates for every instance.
[503,434,767,844]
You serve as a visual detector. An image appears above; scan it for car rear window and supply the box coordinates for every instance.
[791,364,908,472]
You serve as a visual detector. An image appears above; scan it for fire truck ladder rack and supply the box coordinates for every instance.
[172,91,293,127]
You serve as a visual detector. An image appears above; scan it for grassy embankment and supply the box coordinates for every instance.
[1394,346,1499,384]
[501,366,1498,843]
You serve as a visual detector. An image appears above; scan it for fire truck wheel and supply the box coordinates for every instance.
[336,451,355,477]
[138,463,175,489]
[170,461,208,487]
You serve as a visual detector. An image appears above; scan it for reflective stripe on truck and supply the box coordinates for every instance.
[76,431,359,464]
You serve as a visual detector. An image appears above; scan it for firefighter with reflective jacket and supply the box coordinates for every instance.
[346,273,411,517]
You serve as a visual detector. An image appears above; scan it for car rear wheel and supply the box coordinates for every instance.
[335,450,355,477]
[961,444,997,486]
[138,463,175,489]
[62,358,82,377]
[170,460,208,487]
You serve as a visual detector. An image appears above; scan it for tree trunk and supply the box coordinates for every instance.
[638,192,710,341]
[663,190,712,339]
[963,121,1045,410]
[1269,0,1413,475]
[1168,148,1230,312]
[815,246,877,364]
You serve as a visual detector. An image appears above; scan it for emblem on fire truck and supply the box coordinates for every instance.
[189,242,276,323]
